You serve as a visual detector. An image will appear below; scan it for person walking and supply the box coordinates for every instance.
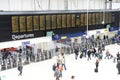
[74,47,79,60]
[95,59,99,69]
[117,53,120,62]
[94,59,99,72]
[116,60,120,74]
[104,49,110,59]
[18,59,23,76]
[61,53,66,70]
[87,49,92,60]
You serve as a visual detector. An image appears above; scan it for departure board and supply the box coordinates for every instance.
[62,14,67,28]
[46,15,51,30]
[12,16,19,33]
[99,13,103,24]
[108,13,112,23]
[27,16,32,31]
[40,15,45,30]
[84,14,87,26]
[52,15,56,29]
[20,16,26,32]
[71,14,75,27]
[88,14,92,25]
[92,13,95,25]
[33,16,39,31]
[76,14,80,26]
[105,13,109,23]
[67,14,71,27]
[57,15,61,28]
[96,13,99,24]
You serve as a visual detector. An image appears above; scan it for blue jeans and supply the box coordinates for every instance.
[62,64,66,70]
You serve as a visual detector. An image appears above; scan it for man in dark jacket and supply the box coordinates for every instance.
[87,49,92,60]
[74,47,79,60]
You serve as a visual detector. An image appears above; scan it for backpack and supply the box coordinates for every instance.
[52,65,56,71]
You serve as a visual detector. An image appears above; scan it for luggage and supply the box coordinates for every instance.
[80,53,83,59]
[94,68,98,72]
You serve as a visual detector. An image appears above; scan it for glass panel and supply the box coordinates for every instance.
[57,15,61,29]
[40,15,45,30]
[33,16,39,31]
[52,15,56,29]
[46,15,51,30]
[12,16,19,33]
[67,14,71,27]
[62,14,67,28]
[27,16,32,31]
[19,16,26,32]
[71,14,75,27]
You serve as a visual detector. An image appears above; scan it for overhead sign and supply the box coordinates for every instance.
[106,24,111,28]
[22,41,30,45]
[46,31,53,36]
[61,36,67,39]
[52,34,60,40]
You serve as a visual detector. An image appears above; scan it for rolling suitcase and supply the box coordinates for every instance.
[94,68,98,72]
[80,53,83,59]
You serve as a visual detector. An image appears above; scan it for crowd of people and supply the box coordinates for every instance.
[52,34,120,79]
[52,52,66,80]
[0,33,120,79]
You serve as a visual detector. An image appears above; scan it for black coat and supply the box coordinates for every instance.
[75,48,79,55]
[87,50,91,57]
[117,57,120,62]
[95,61,99,68]
[117,62,120,69]
[52,65,56,71]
